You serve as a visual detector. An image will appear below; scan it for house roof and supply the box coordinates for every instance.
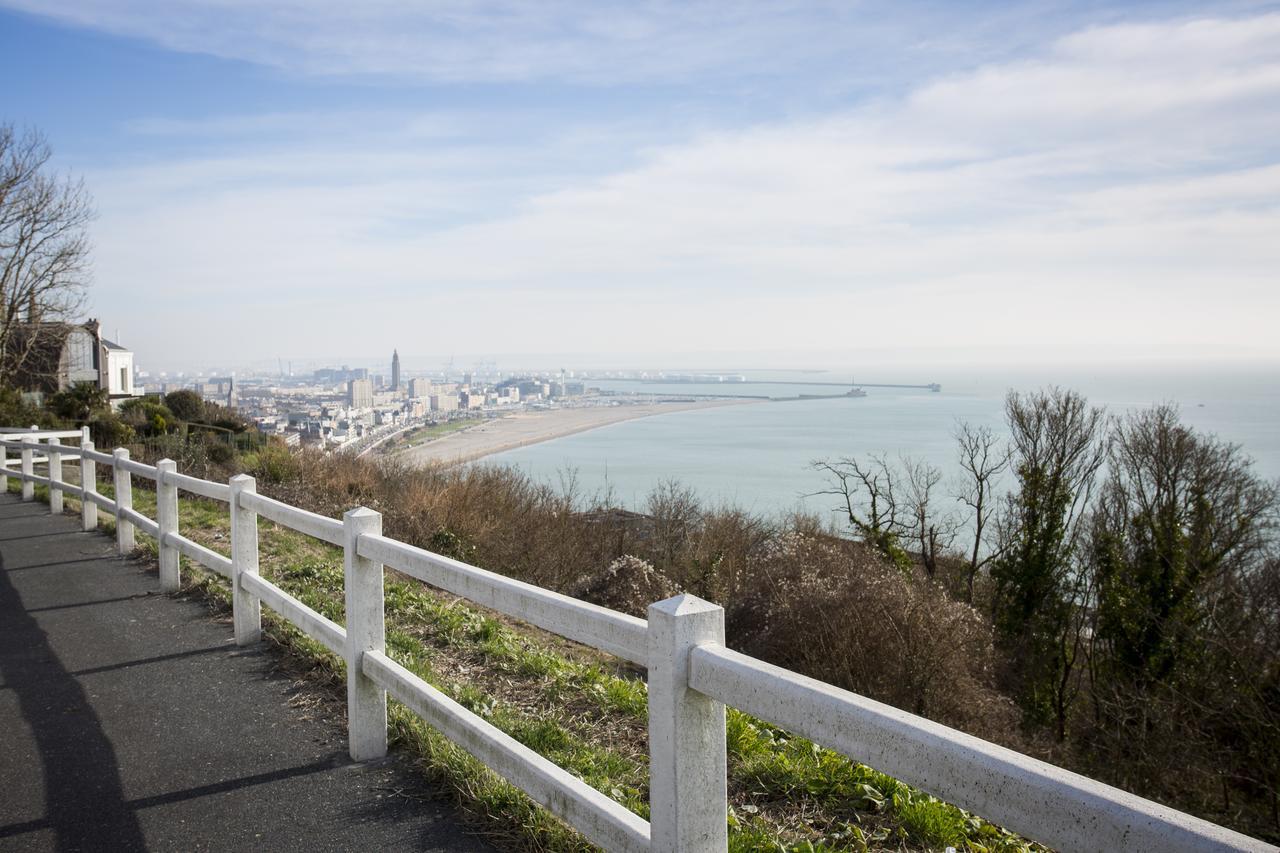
[101,338,129,352]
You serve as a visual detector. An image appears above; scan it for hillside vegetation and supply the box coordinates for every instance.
[8,384,1279,848]
[237,394,1279,847]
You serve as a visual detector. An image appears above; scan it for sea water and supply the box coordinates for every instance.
[490,364,1280,519]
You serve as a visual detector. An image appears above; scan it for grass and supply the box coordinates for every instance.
[390,418,481,451]
[9,468,1040,852]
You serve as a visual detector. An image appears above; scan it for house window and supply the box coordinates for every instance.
[120,367,128,392]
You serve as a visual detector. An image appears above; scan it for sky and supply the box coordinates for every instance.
[2,1,1278,374]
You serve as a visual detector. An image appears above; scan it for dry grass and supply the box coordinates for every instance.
[257,451,1019,742]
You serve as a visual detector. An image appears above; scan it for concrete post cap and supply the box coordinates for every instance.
[649,593,722,617]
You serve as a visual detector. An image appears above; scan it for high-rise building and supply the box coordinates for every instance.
[409,377,431,399]
[391,349,401,391]
[429,393,459,412]
[347,378,373,408]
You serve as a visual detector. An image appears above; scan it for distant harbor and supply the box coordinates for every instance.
[493,366,1280,518]
[597,376,936,402]
[605,377,941,392]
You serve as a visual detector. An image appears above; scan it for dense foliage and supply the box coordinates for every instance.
[816,390,1278,839]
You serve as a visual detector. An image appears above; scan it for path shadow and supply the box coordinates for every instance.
[24,594,151,614]
[6,556,116,572]
[0,530,83,542]
[0,551,148,851]
[0,756,350,842]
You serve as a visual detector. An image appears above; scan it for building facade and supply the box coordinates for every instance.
[347,378,374,408]
[429,393,459,412]
[5,318,142,407]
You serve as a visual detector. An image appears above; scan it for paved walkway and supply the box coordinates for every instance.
[0,494,493,852]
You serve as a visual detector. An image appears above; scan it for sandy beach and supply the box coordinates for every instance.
[395,400,753,468]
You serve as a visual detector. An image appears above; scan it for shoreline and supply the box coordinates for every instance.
[394,399,756,468]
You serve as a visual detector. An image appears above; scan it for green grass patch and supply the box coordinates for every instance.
[393,419,480,450]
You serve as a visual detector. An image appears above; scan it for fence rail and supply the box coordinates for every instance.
[0,426,1271,853]
[162,468,231,502]
[239,570,346,655]
[358,532,650,665]
[239,489,343,546]
[164,532,231,577]
[0,427,83,438]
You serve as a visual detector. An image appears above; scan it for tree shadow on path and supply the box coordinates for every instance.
[0,552,148,852]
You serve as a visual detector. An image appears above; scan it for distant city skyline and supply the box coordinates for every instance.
[3,2,1278,369]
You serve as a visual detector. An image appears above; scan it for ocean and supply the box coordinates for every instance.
[489,364,1280,519]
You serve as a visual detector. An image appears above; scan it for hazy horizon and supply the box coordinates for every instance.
[140,351,1280,382]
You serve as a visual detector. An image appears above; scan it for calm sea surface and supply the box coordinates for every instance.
[489,364,1280,518]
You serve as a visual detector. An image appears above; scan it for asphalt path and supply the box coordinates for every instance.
[0,494,493,852]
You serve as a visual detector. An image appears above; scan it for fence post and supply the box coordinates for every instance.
[343,506,387,761]
[21,427,35,501]
[230,474,260,645]
[648,594,728,853]
[112,448,135,553]
[156,459,179,592]
[80,440,98,531]
[48,437,63,514]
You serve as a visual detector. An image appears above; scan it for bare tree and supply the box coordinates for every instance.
[901,456,957,578]
[0,124,94,386]
[811,454,904,562]
[813,454,956,573]
[954,421,1011,602]
[647,479,701,570]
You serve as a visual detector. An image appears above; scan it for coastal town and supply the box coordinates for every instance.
[137,349,602,455]
[20,331,749,461]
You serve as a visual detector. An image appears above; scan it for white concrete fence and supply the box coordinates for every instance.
[1,426,1273,853]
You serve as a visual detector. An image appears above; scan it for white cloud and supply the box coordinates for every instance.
[68,11,1280,368]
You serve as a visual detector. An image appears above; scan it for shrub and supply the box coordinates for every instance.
[118,396,175,437]
[89,412,134,448]
[163,389,205,422]
[245,439,301,484]
[729,528,1017,736]
[0,385,56,428]
[47,381,107,422]
[205,438,236,466]
[569,554,679,618]
[135,432,214,478]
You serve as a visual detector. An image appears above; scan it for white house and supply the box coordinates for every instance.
[7,319,143,407]
[101,337,137,402]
